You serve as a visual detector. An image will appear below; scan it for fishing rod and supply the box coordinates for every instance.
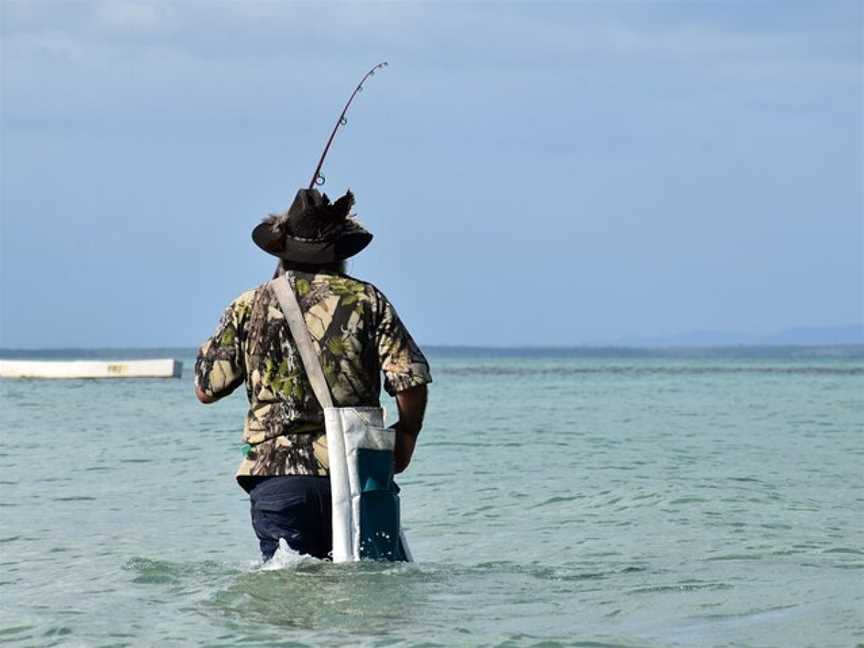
[308,61,389,190]
[272,63,389,278]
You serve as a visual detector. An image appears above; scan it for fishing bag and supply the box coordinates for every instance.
[270,274,412,562]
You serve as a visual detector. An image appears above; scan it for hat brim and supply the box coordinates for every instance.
[251,223,373,263]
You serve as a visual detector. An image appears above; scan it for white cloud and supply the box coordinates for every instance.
[91,0,178,35]
[1,1,857,124]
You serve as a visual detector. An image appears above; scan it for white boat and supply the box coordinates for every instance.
[0,359,183,379]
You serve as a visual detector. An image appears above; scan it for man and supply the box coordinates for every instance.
[194,188,431,561]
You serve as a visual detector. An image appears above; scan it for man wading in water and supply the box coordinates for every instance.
[194,188,431,560]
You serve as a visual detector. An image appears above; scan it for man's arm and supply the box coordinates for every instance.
[194,296,249,405]
[392,383,428,474]
[371,286,432,474]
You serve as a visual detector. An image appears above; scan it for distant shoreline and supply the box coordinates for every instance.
[2,344,863,360]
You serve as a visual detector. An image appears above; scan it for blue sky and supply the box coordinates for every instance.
[1,1,861,348]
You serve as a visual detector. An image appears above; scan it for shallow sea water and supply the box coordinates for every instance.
[1,349,862,647]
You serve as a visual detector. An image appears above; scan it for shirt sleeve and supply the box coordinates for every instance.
[374,289,432,396]
[195,298,246,400]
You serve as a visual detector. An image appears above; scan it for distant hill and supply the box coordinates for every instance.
[595,324,864,348]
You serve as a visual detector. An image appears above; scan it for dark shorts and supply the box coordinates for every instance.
[247,475,333,561]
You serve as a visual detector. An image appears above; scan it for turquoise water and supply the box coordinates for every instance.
[1,348,862,647]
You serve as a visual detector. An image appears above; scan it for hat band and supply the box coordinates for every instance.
[284,232,339,244]
[283,219,366,244]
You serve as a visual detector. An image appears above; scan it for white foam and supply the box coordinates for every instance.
[258,538,320,571]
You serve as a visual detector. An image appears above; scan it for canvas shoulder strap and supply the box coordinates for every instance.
[269,274,334,410]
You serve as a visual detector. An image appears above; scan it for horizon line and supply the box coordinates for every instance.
[2,343,863,352]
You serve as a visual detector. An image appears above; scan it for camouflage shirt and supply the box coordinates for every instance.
[195,271,431,481]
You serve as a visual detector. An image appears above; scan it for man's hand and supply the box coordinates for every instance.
[194,384,218,404]
[391,384,428,474]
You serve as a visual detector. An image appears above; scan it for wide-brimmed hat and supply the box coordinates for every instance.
[252,189,373,263]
